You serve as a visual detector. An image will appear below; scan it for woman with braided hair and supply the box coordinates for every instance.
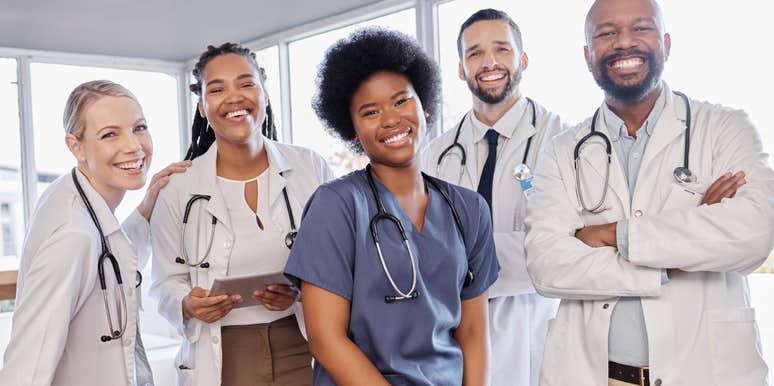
[150,42,333,386]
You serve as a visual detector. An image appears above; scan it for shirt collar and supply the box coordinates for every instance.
[470,96,529,143]
[601,84,667,141]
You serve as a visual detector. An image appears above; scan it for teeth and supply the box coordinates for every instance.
[116,159,143,170]
[384,131,409,144]
[226,109,248,118]
[612,58,643,70]
[480,73,505,81]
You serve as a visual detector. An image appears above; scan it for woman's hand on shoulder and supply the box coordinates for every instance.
[182,286,242,323]
[137,160,192,221]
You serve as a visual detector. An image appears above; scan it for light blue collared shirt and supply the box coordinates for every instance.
[605,88,667,367]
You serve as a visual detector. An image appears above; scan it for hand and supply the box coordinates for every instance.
[182,287,242,323]
[253,284,299,311]
[701,171,746,206]
[137,161,192,221]
[575,222,617,248]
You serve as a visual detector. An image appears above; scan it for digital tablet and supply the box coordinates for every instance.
[209,272,294,309]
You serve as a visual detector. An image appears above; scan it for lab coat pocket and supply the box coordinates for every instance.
[383,373,412,385]
[707,308,767,384]
[661,182,705,212]
[174,341,197,386]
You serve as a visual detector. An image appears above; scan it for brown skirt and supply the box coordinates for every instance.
[221,315,313,386]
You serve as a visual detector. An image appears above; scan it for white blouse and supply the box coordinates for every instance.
[216,171,294,326]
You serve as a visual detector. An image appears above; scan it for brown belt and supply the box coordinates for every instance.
[608,361,649,386]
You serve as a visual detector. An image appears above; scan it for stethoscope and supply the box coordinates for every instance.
[574,91,694,213]
[174,172,298,268]
[365,165,474,303]
[71,168,142,343]
[436,97,537,185]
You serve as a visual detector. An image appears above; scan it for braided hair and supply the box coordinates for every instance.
[185,42,278,160]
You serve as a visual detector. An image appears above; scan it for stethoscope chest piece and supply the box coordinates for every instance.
[673,166,696,184]
[285,231,297,249]
[513,164,532,182]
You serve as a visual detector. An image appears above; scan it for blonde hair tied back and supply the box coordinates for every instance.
[63,80,139,139]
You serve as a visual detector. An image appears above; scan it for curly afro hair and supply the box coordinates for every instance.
[313,27,441,153]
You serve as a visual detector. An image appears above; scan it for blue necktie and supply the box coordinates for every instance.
[477,129,499,213]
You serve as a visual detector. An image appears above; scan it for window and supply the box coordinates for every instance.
[289,8,417,175]
[437,0,774,377]
[255,46,285,142]
[30,63,182,221]
[0,58,23,268]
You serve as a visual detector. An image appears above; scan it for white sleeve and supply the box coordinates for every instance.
[1,228,95,386]
[149,186,200,341]
[122,209,151,271]
[525,139,662,300]
[627,110,774,273]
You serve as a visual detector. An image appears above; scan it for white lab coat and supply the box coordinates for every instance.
[1,170,151,386]
[150,139,333,386]
[525,84,774,386]
[421,97,562,386]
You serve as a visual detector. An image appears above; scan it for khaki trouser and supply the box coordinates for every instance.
[221,315,313,386]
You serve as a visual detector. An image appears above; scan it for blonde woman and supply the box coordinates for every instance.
[0,80,189,386]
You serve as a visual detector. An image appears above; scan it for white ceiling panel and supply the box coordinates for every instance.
[0,0,382,61]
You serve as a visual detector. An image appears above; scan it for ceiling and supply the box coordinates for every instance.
[0,0,382,62]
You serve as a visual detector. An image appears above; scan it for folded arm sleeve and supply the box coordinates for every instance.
[525,140,662,300]
[628,111,774,273]
[284,186,356,301]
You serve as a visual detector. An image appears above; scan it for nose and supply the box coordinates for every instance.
[613,28,638,51]
[482,50,499,69]
[123,132,144,154]
[224,87,246,103]
[381,107,401,128]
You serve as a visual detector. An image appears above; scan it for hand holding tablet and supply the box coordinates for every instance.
[210,272,296,309]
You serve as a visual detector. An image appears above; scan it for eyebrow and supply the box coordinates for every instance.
[205,73,255,87]
[465,40,511,53]
[595,17,657,31]
[356,90,411,113]
[97,118,146,134]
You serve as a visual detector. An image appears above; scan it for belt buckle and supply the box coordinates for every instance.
[639,366,649,386]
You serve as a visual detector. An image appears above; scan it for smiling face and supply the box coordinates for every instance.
[349,71,426,169]
[459,19,527,105]
[67,95,152,204]
[584,0,670,102]
[198,53,268,146]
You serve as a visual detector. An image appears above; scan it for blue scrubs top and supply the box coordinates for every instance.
[285,169,499,386]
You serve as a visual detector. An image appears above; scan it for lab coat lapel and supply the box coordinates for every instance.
[264,139,291,223]
[493,111,536,185]
[194,145,232,232]
[638,86,689,181]
[72,169,121,237]
[458,116,479,189]
[575,115,631,213]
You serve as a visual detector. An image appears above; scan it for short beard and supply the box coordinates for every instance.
[466,68,521,105]
[594,50,663,103]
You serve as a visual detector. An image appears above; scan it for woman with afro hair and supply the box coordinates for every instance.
[284,27,499,386]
